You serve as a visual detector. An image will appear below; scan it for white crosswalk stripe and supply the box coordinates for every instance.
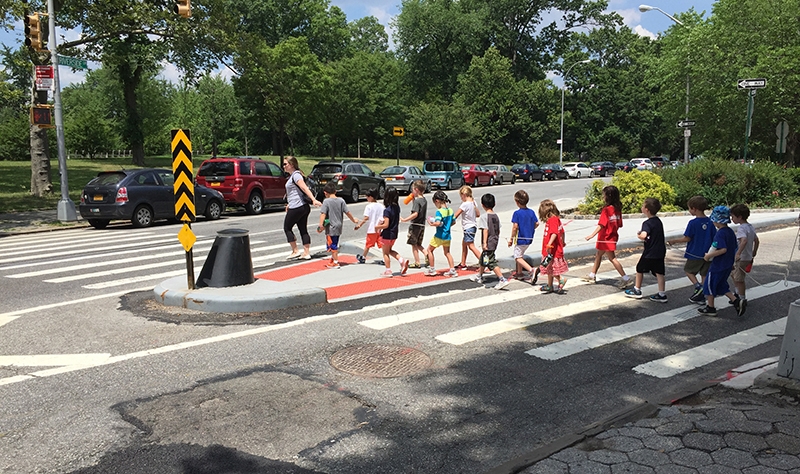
[435,277,691,345]
[1,235,178,264]
[526,280,800,360]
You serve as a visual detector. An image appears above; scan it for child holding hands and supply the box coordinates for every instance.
[470,193,510,290]
[425,190,457,277]
[583,185,633,289]
[375,187,409,277]
[538,199,568,294]
[318,182,358,268]
[624,198,667,302]
[400,181,429,268]
[454,185,481,269]
[354,188,384,264]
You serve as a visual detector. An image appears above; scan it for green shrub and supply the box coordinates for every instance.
[578,170,678,215]
[658,158,797,208]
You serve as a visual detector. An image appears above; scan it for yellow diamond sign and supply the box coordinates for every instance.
[177,223,196,252]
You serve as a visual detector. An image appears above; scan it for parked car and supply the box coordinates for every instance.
[616,161,635,172]
[563,162,592,178]
[511,163,544,182]
[379,165,431,194]
[483,164,516,184]
[630,158,654,170]
[590,161,617,177]
[650,156,669,168]
[195,156,286,214]
[310,161,385,203]
[460,164,494,187]
[80,168,225,229]
[541,163,569,180]
[423,160,464,190]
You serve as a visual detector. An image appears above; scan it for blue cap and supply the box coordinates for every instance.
[709,205,731,224]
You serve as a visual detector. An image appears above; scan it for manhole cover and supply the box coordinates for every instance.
[330,344,432,378]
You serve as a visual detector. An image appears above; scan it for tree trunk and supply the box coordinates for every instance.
[278,120,285,159]
[118,62,145,166]
[29,68,52,197]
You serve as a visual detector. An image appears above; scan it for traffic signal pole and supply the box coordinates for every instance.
[47,0,77,222]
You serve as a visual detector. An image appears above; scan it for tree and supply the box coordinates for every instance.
[406,99,481,160]
[348,16,389,54]
[61,71,117,159]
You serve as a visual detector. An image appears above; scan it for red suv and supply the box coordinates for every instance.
[195,157,287,214]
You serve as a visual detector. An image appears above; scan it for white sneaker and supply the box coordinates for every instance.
[494,278,510,290]
[446,269,458,278]
[469,274,483,283]
[581,274,596,283]
[425,268,437,276]
[616,278,634,289]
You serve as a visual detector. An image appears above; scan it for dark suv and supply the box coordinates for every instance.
[310,161,385,203]
[195,157,287,214]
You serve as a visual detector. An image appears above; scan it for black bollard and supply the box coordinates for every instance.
[196,228,255,288]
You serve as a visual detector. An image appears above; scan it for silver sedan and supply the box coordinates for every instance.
[483,164,516,184]
[380,165,431,194]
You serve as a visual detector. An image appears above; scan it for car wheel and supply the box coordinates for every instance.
[576,172,581,178]
[425,181,431,193]
[87,219,109,229]
[602,171,607,177]
[408,184,414,195]
[205,199,223,220]
[445,179,452,190]
[497,176,503,185]
[511,176,516,184]
[132,205,154,228]
[346,185,360,203]
[246,192,263,215]
[472,178,478,187]
[378,184,385,199]
[489,177,494,186]
[524,175,530,182]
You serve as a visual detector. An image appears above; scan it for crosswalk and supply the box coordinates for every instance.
[353,273,800,381]
[0,227,329,291]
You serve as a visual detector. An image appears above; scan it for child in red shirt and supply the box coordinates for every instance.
[583,185,634,289]
[538,199,569,294]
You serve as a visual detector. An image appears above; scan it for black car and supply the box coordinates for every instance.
[541,163,569,180]
[590,161,617,177]
[615,161,635,172]
[511,163,544,182]
[79,168,225,229]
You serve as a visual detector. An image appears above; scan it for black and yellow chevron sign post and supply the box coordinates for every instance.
[172,129,196,289]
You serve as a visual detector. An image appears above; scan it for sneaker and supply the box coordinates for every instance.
[494,278,510,290]
[408,262,421,269]
[624,288,643,299]
[300,254,312,260]
[400,258,410,276]
[425,268,437,276]
[581,275,596,283]
[697,305,717,315]
[380,269,393,278]
[469,274,483,284]
[616,278,635,290]
[454,264,467,270]
[446,269,458,278]
[692,286,703,298]
[738,298,748,317]
[326,261,340,269]
[728,294,740,305]
[649,293,668,303]
[731,296,741,315]
[356,254,366,264]
[689,292,706,304]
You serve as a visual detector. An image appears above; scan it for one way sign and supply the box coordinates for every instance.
[737,78,767,90]
[677,120,696,128]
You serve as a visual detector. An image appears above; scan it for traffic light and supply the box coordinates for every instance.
[24,13,44,51]
[175,0,191,18]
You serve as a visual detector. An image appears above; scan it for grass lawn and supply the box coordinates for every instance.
[0,155,424,214]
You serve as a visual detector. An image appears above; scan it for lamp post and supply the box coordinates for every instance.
[639,4,691,164]
[559,59,590,165]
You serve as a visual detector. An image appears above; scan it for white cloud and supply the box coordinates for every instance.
[615,8,643,26]
[158,60,183,84]
[633,24,657,39]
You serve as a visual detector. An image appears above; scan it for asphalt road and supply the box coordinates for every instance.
[1,176,799,474]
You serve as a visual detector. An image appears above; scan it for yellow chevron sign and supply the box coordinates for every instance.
[171,129,195,223]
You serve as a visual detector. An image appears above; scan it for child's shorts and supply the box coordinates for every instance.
[480,250,498,270]
[463,227,477,244]
[636,257,665,276]
[732,260,752,282]
[429,236,451,248]
[365,233,381,249]
[407,225,425,246]
[596,240,617,252]
[326,235,340,251]
[513,244,530,259]
[540,256,569,276]
[379,238,396,249]
[684,258,710,277]
[704,268,732,296]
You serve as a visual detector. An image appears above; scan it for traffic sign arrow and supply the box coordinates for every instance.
[677,120,696,128]
[737,78,767,89]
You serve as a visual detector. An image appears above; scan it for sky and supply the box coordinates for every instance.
[1,0,716,88]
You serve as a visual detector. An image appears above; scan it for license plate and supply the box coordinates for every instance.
[320,179,328,184]
[90,208,100,213]
[385,177,394,181]
[210,182,221,187]
[93,195,103,201]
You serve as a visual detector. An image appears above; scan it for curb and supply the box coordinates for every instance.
[153,276,327,313]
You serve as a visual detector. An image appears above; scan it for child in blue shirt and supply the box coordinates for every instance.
[425,190,457,277]
[698,206,740,316]
[508,189,539,282]
[668,195,716,304]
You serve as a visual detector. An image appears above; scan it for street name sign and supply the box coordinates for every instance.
[677,120,696,128]
[57,55,88,70]
[737,78,766,90]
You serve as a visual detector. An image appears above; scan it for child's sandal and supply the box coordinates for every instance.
[540,285,554,294]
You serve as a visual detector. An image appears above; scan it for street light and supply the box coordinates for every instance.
[640,4,691,164]
[559,59,591,165]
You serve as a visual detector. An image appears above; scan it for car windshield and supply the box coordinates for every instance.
[90,172,127,185]
[541,164,557,170]
[564,163,579,167]
[511,165,524,171]
[312,164,343,174]
[460,165,474,171]
[198,161,234,177]
[381,166,406,174]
